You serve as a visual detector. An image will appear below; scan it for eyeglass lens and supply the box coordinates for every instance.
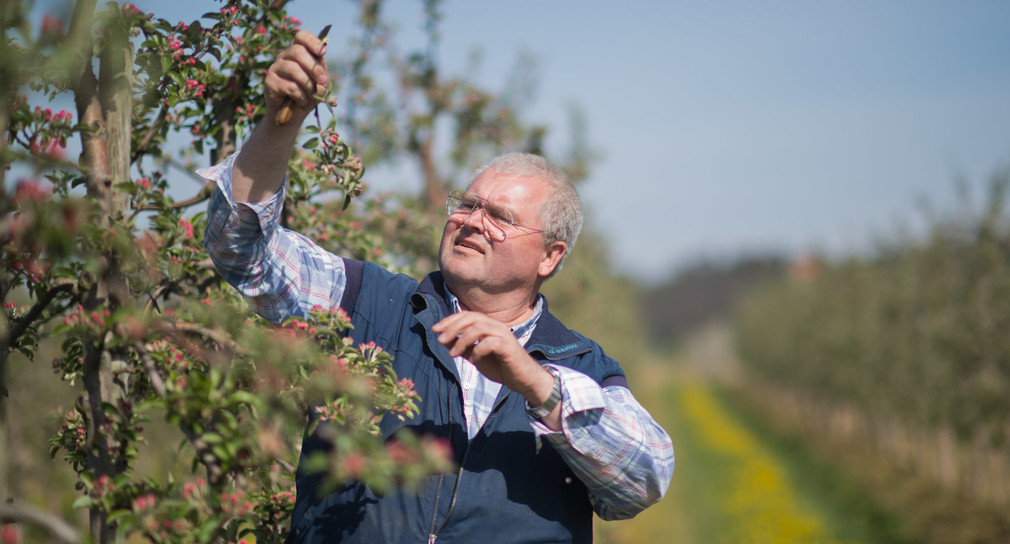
[447,191,514,228]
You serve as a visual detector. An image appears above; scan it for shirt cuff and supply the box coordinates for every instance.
[529,365,606,440]
[197,151,286,236]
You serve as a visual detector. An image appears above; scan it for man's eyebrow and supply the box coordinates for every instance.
[469,191,514,213]
[486,199,517,217]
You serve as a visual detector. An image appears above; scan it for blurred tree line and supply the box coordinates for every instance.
[734,173,1010,541]
[639,256,786,349]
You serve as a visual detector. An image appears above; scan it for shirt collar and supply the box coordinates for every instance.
[445,289,544,341]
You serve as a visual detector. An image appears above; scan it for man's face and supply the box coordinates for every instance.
[438,170,554,296]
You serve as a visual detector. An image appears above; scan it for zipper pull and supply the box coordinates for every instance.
[428,534,437,544]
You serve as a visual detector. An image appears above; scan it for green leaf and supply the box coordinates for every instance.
[72,495,92,510]
[115,181,139,195]
[107,510,134,524]
[230,391,260,406]
[53,266,77,278]
[302,137,319,150]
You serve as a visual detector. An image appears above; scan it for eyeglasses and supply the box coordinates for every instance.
[445,189,544,241]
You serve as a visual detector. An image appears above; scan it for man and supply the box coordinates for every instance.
[202,30,673,543]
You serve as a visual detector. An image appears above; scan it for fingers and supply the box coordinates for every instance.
[433,312,514,358]
[434,312,491,358]
[294,28,328,57]
[433,312,546,393]
[265,30,330,111]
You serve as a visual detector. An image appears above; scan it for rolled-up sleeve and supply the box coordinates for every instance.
[530,365,674,520]
[200,153,346,323]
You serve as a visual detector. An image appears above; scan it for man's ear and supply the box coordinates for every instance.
[538,241,567,278]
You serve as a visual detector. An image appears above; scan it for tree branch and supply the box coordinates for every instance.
[134,340,223,483]
[139,180,214,211]
[131,102,169,163]
[160,320,239,354]
[134,342,166,397]
[2,282,74,357]
[0,501,81,544]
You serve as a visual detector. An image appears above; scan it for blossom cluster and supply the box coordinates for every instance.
[49,408,87,471]
[3,302,28,319]
[220,489,254,517]
[7,98,75,160]
[62,304,111,334]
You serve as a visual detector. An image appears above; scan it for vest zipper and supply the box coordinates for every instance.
[427,384,511,543]
[427,383,457,543]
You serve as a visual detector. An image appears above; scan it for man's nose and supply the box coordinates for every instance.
[461,206,485,230]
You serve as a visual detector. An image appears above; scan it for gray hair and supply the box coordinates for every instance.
[471,152,583,278]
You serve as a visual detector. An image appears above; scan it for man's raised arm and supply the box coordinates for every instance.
[232,30,330,203]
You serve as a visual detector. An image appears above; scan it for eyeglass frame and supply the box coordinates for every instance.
[445,189,545,240]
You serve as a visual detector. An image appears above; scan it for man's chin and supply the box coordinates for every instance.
[440,259,483,288]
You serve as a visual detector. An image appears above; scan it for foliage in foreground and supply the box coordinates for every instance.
[1,1,453,542]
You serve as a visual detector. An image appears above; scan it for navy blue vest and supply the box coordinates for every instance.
[287,261,627,543]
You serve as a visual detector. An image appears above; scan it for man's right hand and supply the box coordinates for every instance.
[232,30,330,203]
[265,29,330,127]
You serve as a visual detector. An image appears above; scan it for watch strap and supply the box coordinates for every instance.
[527,368,562,420]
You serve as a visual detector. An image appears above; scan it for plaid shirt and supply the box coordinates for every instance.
[200,154,673,520]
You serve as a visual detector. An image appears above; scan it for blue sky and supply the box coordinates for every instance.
[46,1,1010,282]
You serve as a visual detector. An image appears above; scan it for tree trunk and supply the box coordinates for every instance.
[419,134,444,209]
[70,1,133,542]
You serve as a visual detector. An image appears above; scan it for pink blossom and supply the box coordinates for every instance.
[133,493,156,511]
[182,482,197,500]
[40,13,63,37]
[341,453,366,476]
[94,474,113,497]
[14,178,51,203]
[44,140,65,159]
[1,525,21,544]
[179,218,194,239]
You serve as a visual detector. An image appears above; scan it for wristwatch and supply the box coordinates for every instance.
[527,368,562,420]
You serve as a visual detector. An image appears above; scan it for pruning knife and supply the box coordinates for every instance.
[275,24,332,126]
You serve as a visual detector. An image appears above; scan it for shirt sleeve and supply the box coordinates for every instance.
[199,153,346,324]
[529,365,675,520]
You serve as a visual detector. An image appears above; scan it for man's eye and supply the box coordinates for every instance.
[459,197,479,210]
[486,206,512,225]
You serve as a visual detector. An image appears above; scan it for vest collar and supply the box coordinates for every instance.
[410,272,593,362]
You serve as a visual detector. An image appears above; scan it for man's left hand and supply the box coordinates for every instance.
[432,311,554,407]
